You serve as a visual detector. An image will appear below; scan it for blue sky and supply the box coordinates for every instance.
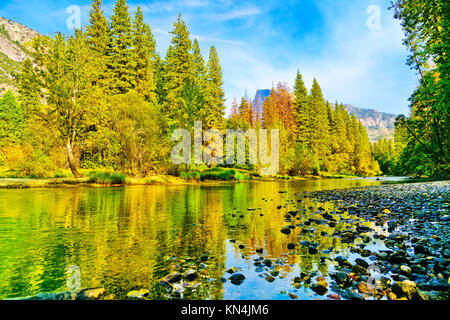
[0,0,418,115]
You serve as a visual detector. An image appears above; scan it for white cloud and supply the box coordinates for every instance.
[212,7,261,21]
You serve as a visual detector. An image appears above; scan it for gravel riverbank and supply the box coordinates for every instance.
[298,180,449,300]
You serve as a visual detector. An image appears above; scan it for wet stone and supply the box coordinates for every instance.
[229,273,245,285]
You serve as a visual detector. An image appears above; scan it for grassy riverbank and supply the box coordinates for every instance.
[0,167,369,189]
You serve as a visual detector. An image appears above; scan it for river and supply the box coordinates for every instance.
[0,177,414,300]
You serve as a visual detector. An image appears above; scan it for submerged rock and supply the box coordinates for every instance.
[392,280,418,300]
[287,243,296,250]
[76,288,106,300]
[230,273,246,285]
[311,283,328,295]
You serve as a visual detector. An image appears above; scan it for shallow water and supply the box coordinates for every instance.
[0,178,407,300]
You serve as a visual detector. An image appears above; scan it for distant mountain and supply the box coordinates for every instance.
[253,89,271,110]
[253,89,397,142]
[342,104,397,142]
[0,17,39,94]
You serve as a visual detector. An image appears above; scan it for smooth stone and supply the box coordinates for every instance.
[229,273,246,285]
[287,243,296,250]
[288,293,298,299]
[334,272,348,285]
[355,258,369,269]
[76,288,106,300]
[351,265,368,275]
[263,259,272,267]
[270,270,280,277]
[400,265,412,275]
[310,283,328,295]
[392,280,418,299]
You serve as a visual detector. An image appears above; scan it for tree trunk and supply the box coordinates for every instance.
[67,141,82,178]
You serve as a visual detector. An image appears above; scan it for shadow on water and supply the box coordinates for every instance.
[0,178,405,300]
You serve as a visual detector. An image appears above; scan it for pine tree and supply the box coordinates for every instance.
[86,0,110,89]
[108,0,134,94]
[86,0,109,55]
[293,70,309,143]
[164,13,194,128]
[192,39,207,87]
[17,58,40,114]
[153,53,166,105]
[204,46,225,130]
[309,78,330,164]
[239,97,254,127]
[132,6,156,102]
[191,39,208,123]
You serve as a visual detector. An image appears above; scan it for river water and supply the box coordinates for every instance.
[0,178,412,300]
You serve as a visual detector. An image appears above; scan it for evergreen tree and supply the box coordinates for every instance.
[108,0,134,94]
[17,58,40,114]
[164,14,194,128]
[86,0,109,55]
[309,78,330,165]
[132,6,156,102]
[190,39,208,123]
[238,97,254,127]
[293,70,309,143]
[204,46,225,130]
[86,0,110,89]
[192,39,207,87]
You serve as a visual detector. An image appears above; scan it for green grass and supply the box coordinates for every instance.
[87,171,127,185]
[180,171,201,180]
[180,168,250,182]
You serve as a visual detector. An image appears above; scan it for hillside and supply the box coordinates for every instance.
[343,104,397,142]
[253,90,397,142]
[0,17,39,94]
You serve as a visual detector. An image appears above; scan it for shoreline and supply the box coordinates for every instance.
[0,174,424,189]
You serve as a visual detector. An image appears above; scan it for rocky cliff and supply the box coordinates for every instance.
[0,16,39,94]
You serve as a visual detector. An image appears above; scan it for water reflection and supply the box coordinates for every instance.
[0,178,387,300]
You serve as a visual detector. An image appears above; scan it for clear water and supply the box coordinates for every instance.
[0,178,405,300]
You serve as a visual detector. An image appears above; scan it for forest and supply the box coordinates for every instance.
[372,0,449,178]
[0,0,447,181]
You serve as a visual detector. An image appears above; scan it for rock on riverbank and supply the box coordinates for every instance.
[300,181,449,300]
